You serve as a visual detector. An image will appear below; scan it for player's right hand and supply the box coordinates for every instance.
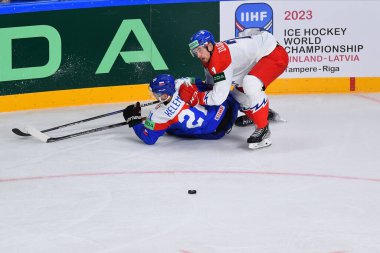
[123,102,142,127]
[179,84,200,107]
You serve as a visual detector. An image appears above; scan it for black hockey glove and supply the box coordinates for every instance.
[123,102,142,127]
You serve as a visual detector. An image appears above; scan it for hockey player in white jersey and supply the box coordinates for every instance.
[178,30,289,149]
[122,74,239,145]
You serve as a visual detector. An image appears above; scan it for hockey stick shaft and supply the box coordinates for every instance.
[27,117,147,143]
[46,122,128,143]
[39,100,156,133]
[12,101,158,136]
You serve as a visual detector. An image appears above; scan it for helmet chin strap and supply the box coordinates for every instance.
[206,43,214,56]
[158,95,172,104]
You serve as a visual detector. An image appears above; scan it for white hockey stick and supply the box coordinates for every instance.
[25,126,50,142]
[26,121,131,143]
[22,101,157,143]
[12,100,159,137]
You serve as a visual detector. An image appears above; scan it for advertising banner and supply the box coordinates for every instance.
[0,3,219,96]
[220,1,379,78]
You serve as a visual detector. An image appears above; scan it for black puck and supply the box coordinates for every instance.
[188,190,197,194]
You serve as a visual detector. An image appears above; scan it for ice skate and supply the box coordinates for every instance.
[235,114,254,127]
[268,108,287,122]
[247,125,271,149]
[235,108,286,127]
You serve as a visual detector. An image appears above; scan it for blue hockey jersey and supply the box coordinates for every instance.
[132,92,239,145]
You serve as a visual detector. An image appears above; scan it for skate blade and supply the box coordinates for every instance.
[271,115,287,123]
[248,139,272,150]
[269,113,287,123]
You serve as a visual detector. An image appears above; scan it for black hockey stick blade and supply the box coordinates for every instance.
[12,128,31,136]
[12,100,159,137]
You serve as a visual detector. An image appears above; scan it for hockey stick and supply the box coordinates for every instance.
[26,115,149,143]
[25,122,128,143]
[12,100,159,137]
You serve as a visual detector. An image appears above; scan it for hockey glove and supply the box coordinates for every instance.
[175,77,192,88]
[179,84,206,107]
[123,102,142,127]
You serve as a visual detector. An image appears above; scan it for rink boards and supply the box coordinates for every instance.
[0,0,379,112]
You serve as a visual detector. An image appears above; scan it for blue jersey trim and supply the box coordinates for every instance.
[0,0,234,15]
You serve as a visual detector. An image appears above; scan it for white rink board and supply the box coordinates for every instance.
[220,1,380,78]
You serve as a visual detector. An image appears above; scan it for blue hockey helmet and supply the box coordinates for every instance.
[189,30,215,56]
[149,74,176,97]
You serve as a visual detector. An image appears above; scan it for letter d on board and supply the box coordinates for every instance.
[0,25,61,82]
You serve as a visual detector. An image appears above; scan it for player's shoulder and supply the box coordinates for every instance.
[150,93,187,122]
[207,42,232,75]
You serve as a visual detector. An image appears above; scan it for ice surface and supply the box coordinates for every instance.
[1,93,380,253]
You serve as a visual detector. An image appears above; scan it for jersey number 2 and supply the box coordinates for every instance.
[178,108,207,129]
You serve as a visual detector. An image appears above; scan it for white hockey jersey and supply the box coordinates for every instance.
[202,31,277,105]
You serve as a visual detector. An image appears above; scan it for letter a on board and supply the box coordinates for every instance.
[96,19,168,74]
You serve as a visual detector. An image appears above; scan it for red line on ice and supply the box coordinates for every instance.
[1,170,380,183]
[354,93,380,104]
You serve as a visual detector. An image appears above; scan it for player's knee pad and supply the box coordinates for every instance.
[241,75,268,112]
[231,87,250,109]
[242,75,264,95]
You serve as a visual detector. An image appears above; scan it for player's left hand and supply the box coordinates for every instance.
[123,102,142,127]
[179,84,205,107]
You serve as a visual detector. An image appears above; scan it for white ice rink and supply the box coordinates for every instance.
[1,93,380,253]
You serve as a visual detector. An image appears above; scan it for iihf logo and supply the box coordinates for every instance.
[235,3,273,37]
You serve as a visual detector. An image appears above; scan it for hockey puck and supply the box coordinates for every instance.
[188,190,197,194]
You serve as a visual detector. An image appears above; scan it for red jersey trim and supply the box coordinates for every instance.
[206,42,232,75]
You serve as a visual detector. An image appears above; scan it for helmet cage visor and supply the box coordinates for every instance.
[189,40,203,57]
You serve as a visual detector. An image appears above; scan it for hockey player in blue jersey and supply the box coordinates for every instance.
[122,74,240,145]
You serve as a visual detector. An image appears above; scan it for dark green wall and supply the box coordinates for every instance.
[0,3,219,96]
